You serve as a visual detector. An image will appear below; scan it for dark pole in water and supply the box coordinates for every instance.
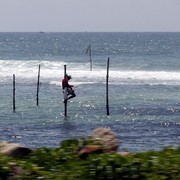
[86,44,92,71]
[64,65,67,116]
[89,45,92,71]
[36,64,41,106]
[106,58,110,115]
[13,74,16,112]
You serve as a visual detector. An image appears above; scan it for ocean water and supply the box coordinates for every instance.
[0,32,180,152]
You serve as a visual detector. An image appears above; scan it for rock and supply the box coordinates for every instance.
[78,145,103,158]
[117,151,130,156]
[78,145,102,154]
[91,127,119,152]
[0,141,32,157]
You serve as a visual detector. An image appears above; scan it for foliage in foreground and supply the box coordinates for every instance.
[0,139,179,180]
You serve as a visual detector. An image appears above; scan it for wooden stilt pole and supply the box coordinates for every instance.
[36,64,41,106]
[13,74,16,112]
[86,44,92,71]
[64,65,67,116]
[89,45,92,71]
[106,58,110,115]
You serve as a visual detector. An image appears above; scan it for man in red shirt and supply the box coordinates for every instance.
[62,74,76,103]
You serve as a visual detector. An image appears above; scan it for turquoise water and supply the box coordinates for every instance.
[0,32,180,152]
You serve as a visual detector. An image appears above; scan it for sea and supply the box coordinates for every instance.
[0,32,180,152]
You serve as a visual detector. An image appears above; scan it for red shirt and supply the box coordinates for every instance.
[62,76,72,89]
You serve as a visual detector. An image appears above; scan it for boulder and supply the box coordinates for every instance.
[77,145,103,158]
[0,141,32,157]
[91,127,119,152]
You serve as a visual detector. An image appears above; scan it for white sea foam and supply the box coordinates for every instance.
[1,60,180,85]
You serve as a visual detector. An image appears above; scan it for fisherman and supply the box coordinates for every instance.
[62,74,76,103]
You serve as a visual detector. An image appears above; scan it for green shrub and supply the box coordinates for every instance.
[0,139,179,180]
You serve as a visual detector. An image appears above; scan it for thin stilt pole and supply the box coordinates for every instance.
[64,65,67,116]
[90,46,92,71]
[106,58,110,115]
[13,74,16,112]
[86,44,92,71]
[36,64,41,106]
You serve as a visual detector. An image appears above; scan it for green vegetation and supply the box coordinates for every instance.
[0,139,179,180]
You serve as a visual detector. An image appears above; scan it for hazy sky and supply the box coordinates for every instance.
[0,0,180,32]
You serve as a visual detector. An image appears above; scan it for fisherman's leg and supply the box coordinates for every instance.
[63,88,71,103]
[66,93,76,100]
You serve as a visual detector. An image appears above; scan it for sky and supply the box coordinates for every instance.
[0,0,180,32]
